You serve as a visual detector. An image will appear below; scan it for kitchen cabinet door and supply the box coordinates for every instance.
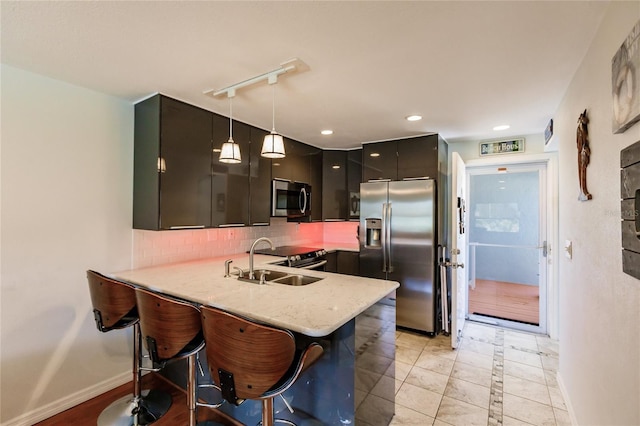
[337,251,360,276]
[134,95,213,230]
[249,126,272,226]
[325,251,338,273]
[362,141,398,182]
[397,135,439,180]
[211,115,250,227]
[309,148,323,222]
[347,149,362,219]
[322,150,348,220]
[271,138,301,183]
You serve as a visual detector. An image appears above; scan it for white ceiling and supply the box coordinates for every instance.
[1,1,609,149]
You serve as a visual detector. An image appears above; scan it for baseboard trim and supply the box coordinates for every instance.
[1,371,131,426]
[556,371,578,426]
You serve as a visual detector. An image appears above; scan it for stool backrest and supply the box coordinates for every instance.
[200,305,296,402]
[86,270,137,332]
[135,288,203,364]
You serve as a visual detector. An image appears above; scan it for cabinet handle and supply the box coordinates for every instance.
[252,222,270,226]
[219,223,245,228]
[324,219,345,222]
[169,225,205,229]
[402,176,430,181]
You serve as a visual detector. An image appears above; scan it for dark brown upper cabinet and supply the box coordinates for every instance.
[396,135,439,180]
[134,94,272,230]
[272,137,315,184]
[321,149,362,221]
[309,148,323,222]
[322,150,348,220]
[347,149,362,219]
[249,127,272,226]
[362,135,444,183]
[134,94,213,230]
[211,115,250,227]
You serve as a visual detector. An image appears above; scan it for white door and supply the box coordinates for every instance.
[450,152,468,349]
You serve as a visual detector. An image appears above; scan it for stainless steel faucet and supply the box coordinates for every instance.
[248,237,274,280]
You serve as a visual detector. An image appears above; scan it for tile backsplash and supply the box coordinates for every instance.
[132,218,359,268]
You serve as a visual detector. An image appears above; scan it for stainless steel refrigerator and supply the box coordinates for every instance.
[359,179,437,333]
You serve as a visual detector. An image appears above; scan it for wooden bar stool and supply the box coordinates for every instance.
[200,306,324,426]
[86,270,171,425]
[135,288,206,426]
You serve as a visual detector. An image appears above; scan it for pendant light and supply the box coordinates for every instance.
[219,94,241,164]
[261,83,286,159]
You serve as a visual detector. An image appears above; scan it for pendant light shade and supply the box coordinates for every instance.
[261,83,286,159]
[219,96,241,164]
[261,131,285,158]
[219,138,241,163]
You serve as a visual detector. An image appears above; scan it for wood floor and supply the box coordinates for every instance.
[34,373,241,426]
[468,278,539,325]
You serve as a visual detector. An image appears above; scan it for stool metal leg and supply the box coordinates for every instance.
[188,353,197,426]
[97,323,172,426]
[262,398,274,426]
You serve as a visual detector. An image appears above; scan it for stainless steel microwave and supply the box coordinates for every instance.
[271,179,312,220]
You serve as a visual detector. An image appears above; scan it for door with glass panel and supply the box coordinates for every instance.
[467,163,547,334]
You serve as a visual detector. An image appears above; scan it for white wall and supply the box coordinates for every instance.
[0,65,135,424]
[555,4,640,425]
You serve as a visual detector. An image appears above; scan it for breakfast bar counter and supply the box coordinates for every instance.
[111,253,399,425]
[111,253,397,337]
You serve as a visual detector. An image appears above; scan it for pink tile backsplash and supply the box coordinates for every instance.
[132,218,336,268]
[323,221,359,246]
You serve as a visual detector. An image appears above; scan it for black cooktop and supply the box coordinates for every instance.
[252,245,323,257]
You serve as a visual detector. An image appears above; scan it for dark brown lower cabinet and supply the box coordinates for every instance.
[337,251,360,276]
[325,251,360,276]
[325,251,338,273]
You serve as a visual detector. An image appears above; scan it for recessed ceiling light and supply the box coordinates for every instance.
[370,152,380,157]
[493,124,510,131]
[321,129,333,135]
[332,165,341,169]
[406,115,422,122]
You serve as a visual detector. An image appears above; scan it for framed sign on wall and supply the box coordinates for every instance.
[479,138,525,157]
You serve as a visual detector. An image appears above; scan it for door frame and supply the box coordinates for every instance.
[464,153,558,338]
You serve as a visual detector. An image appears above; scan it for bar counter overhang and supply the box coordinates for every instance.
[111,253,398,424]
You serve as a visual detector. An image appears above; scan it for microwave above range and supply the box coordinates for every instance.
[271,179,312,221]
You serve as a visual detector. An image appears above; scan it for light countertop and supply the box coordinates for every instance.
[111,253,396,337]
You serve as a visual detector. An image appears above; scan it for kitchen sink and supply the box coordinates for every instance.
[270,274,322,286]
[240,269,289,281]
[236,269,322,286]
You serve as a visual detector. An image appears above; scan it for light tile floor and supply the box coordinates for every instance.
[386,321,568,426]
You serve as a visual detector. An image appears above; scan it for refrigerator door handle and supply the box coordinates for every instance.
[381,203,388,272]
[387,202,393,272]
